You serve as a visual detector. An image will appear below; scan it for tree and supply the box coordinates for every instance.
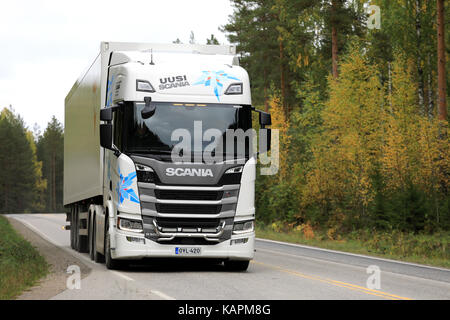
[37,116,64,212]
[437,0,447,120]
[0,108,41,213]
[206,34,220,45]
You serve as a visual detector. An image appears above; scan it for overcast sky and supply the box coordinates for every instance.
[0,0,234,133]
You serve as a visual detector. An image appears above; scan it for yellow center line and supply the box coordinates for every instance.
[251,260,412,300]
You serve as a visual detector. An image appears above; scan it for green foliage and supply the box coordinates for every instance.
[256,224,450,268]
[0,108,42,213]
[206,34,220,45]
[0,215,48,299]
[36,116,64,212]
[231,0,450,234]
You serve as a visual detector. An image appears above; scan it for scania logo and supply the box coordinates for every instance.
[165,167,213,177]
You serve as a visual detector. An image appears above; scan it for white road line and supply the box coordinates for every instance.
[256,247,450,285]
[150,290,176,300]
[10,216,94,264]
[256,238,450,272]
[110,271,135,282]
[10,215,176,300]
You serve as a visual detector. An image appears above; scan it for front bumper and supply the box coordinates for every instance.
[111,229,255,261]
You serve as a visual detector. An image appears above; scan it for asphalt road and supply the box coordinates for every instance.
[7,213,450,300]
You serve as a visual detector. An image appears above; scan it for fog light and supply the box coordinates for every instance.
[231,238,248,245]
[126,236,145,244]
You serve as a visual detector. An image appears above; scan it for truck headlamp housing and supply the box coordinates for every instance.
[117,217,143,233]
[135,164,154,172]
[135,164,156,183]
[225,83,243,95]
[225,166,244,174]
[136,80,155,93]
[233,220,254,234]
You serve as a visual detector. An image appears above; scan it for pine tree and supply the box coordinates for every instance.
[206,34,220,45]
[37,116,64,212]
[0,108,39,213]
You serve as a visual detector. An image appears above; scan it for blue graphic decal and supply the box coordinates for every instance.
[193,70,239,101]
[116,168,140,204]
[106,75,114,107]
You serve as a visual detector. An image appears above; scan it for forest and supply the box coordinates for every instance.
[0,1,448,244]
[221,0,449,235]
[0,108,63,214]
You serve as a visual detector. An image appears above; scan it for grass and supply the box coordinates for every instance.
[256,223,450,269]
[0,215,49,299]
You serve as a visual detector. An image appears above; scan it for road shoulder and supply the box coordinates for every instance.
[7,217,91,300]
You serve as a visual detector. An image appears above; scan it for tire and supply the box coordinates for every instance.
[224,260,250,271]
[70,208,75,249]
[88,213,94,260]
[104,218,122,270]
[93,216,104,263]
[78,230,88,253]
[74,208,79,251]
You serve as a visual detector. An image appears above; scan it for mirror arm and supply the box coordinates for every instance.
[112,143,121,157]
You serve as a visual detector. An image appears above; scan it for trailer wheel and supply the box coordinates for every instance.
[74,207,79,251]
[76,208,88,253]
[88,212,94,260]
[93,216,104,263]
[70,207,75,249]
[104,218,121,270]
[224,260,250,272]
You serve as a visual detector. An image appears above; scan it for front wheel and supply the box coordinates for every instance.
[224,260,250,271]
[104,219,122,270]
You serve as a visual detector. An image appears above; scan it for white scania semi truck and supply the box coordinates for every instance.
[64,42,271,271]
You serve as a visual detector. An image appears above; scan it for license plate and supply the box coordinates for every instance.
[175,247,201,255]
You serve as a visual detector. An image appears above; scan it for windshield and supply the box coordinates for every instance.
[122,102,252,158]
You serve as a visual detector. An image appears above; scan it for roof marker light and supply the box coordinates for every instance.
[225,83,243,95]
[136,80,155,93]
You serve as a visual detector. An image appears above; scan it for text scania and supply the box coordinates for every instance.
[159,75,190,90]
[223,304,271,316]
[165,167,213,177]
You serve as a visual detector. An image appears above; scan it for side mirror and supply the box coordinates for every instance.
[100,108,113,122]
[141,96,156,119]
[259,111,271,128]
[100,124,113,150]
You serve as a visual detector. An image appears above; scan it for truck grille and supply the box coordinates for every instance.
[155,189,223,201]
[137,178,240,244]
[156,203,222,214]
[156,218,220,229]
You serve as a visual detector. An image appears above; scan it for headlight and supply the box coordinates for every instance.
[233,220,254,234]
[225,166,244,174]
[135,163,154,172]
[117,217,143,233]
[135,164,156,183]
